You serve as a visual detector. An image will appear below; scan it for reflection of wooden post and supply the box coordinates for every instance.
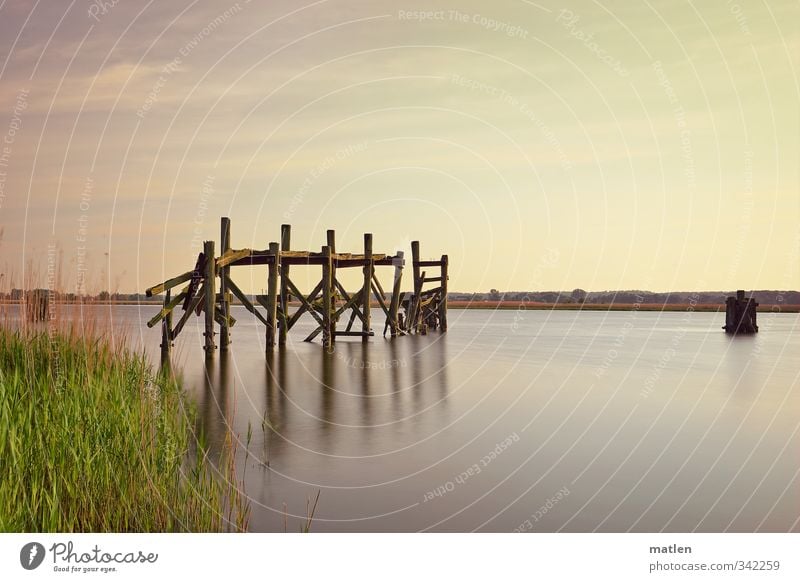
[388,251,404,337]
[160,288,172,356]
[321,245,333,351]
[278,224,291,346]
[266,242,279,351]
[203,240,216,353]
[439,254,448,332]
[362,233,373,341]
[219,217,231,351]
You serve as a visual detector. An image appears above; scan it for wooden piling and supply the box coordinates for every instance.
[266,242,279,350]
[219,217,232,351]
[160,288,172,356]
[321,245,333,351]
[410,241,422,332]
[203,240,216,353]
[387,251,404,337]
[278,224,291,346]
[362,233,373,341]
[439,254,448,332]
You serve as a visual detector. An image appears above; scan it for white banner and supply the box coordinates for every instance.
[1,533,798,581]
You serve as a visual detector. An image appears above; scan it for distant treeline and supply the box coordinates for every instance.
[448,290,800,305]
[3,288,799,306]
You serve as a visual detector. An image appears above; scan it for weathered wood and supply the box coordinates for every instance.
[146,269,193,297]
[225,274,270,327]
[370,280,391,317]
[287,280,323,330]
[284,277,325,330]
[322,245,333,350]
[422,276,441,284]
[266,241,279,350]
[387,251,404,337]
[439,254,448,332]
[160,289,172,355]
[172,283,206,339]
[203,240,216,353]
[414,260,443,267]
[410,241,422,332]
[216,248,252,270]
[334,331,374,337]
[362,233,373,342]
[279,224,291,345]
[148,287,188,328]
[219,218,232,351]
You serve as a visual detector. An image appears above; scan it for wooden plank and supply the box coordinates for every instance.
[147,287,188,328]
[371,280,391,317]
[160,289,172,354]
[287,280,323,330]
[285,277,325,328]
[216,247,252,269]
[172,283,205,339]
[224,274,269,327]
[146,269,193,297]
[334,331,374,337]
[422,276,441,284]
[414,260,443,267]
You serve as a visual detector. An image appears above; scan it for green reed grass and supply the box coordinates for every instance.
[0,326,249,532]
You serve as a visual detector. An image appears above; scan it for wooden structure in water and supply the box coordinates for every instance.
[145,218,448,356]
[23,289,49,322]
[723,290,758,334]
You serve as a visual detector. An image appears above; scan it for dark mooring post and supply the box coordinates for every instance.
[278,224,291,346]
[321,245,333,351]
[266,242,280,351]
[388,251,404,337]
[362,233,373,341]
[327,229,337,330]
[203,240,216,353]
[724,289,758,334]
[160,288,172,356]
[439,254,449,332]
[219,217,232,351]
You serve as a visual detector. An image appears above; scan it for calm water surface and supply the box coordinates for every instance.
[89,306,800,531]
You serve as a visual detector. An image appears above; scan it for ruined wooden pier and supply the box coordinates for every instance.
[145,218,449,356]
[723,289,758,334]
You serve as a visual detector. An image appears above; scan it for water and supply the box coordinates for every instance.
[62,306,800,531]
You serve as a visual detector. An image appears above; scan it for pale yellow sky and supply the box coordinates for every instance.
[0,0,797,293]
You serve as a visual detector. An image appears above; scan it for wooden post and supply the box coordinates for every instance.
[362,233,373,341]
[439,254,448,332]
[160,288,172,355]
[203,240,216,353]
[278,224,291,346]
[266,242,279,351]
[219,217,231,351]
[327,229,337,331]
[321,245,333,351]
[388,251,404,337]
[410,241,422,333]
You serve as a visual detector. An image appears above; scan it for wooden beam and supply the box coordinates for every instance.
[266,241,279,351]
[172,283,205,339]
[284,277,325,329]
[147,286,188,328]
[286,280,323,330]
[219,217,232,351]
[439,254,448,332]
[322,245,333,350]
[387,251,404,337]
[414,260,443,267]
[146,270,193,297]
[279,224,291,345]
[422,276,441,284]
[225,274,269,327]
[203,240,216,353]
[216,248,252,269]
[362,233,372,342]
[410,241,422,333]
[160,289,172,355]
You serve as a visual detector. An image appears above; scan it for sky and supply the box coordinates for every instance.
[0,0,797,294]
